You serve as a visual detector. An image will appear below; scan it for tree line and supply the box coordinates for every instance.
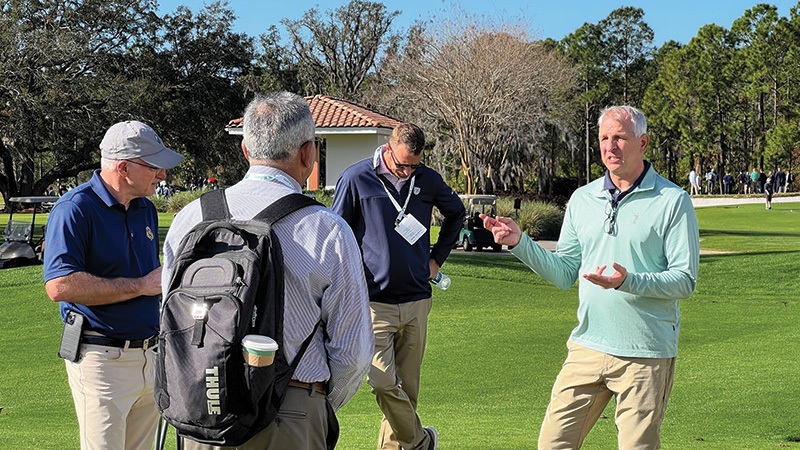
[2,0,799,202]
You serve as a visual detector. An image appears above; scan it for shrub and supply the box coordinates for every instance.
[305,189,335,208]
[497,197,564,240]
[431,195,564,239]
[149,195,168,212]
[150,187,335,213]
[149,189,208,213]
[494,190,569,207]
[168,189,208,213]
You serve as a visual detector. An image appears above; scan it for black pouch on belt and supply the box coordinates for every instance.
[58,311,86,362]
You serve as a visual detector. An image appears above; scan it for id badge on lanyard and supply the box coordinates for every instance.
[382,176,426,245]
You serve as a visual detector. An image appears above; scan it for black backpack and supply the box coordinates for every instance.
[155,189,322,446]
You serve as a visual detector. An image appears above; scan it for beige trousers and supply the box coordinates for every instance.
[65,344,159,450]
[538,341,676,450]
[183,385,332,450]
[368,299,434,450]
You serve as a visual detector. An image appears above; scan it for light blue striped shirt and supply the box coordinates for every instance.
[162,165,373,410]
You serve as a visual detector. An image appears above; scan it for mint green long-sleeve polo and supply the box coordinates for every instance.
[511,166,699,358]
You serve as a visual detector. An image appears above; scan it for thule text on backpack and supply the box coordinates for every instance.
[206,366,221,415]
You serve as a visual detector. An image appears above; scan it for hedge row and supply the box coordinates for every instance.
[151,188,565,240]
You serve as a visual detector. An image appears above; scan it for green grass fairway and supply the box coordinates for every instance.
[1,203,798,449]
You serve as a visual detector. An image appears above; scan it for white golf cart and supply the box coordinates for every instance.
[458,194,502,252]
[0,196,59,269]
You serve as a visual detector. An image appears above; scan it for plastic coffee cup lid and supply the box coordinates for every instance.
[242,335,279,353]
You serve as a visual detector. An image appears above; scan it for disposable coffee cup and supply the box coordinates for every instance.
[241,335,279,367]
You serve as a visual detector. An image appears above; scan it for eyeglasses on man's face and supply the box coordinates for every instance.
[118,159,165,173]
[604,199,618,235]
[388,144,424,170]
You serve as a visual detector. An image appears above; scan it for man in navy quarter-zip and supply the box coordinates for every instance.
[332,123,465,450]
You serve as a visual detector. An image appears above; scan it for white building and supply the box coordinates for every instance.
[226,95,403,190]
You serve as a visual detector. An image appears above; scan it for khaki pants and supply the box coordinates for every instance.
[368,299,434,450]
[65,344,159,450]
[538,341,675,450]
[184,386,333,450]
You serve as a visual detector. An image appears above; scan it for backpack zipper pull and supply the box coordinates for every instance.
[251,305,257,328]
[191,298,208,347]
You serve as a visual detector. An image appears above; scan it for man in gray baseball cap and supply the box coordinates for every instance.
[44,120,182,450]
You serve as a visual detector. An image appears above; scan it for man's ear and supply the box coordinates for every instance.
[117,160,129,175]
[299,139,315,171]
[241,140,250,161]
[640,133,650,154]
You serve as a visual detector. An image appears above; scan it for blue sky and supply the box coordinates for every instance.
[156,0,798,46]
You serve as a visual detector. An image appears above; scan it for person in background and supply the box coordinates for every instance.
[705,168,716,195]
[483,105,699,449]
[774,168,786,194]
[764,176,774,210]
[722,171,734,195]
[750,168,760,194]
[44,120,183,450]
[737,171,748,194]
[688,169,700,196]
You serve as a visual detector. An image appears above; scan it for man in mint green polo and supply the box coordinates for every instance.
[750,168,760,193]
[482,105,699,449]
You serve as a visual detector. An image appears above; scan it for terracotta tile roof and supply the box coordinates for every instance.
[225,95,403,130]
[306,95,403,128]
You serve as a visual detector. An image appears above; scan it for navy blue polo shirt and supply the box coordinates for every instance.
[44,170,161,340]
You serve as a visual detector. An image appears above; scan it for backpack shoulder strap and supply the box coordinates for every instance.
[200,189,230,220]
[289,320,322,370]
[252,193,323,225]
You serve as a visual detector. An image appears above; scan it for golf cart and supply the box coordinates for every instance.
[0,196,59,269]
[458,194,502,252]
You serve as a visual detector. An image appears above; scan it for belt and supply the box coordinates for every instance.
[81,334,159,350]
[288,380,328,395]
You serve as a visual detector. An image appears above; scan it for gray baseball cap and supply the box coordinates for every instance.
[100,121,184,169]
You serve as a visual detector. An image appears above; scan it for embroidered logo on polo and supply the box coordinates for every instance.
[146,226,154,241]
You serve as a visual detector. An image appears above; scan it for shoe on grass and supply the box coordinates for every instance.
[424,427,438,450]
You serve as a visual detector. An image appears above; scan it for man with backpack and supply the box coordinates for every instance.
[705,168,716,194]
[161,92,373,449]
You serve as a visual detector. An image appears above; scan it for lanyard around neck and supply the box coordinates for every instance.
[243,173,299,192]
[380,175,416,219]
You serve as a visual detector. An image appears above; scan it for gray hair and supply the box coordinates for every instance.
[243,92,315,161]
[100,158,118,172]
[598,105,647,138]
